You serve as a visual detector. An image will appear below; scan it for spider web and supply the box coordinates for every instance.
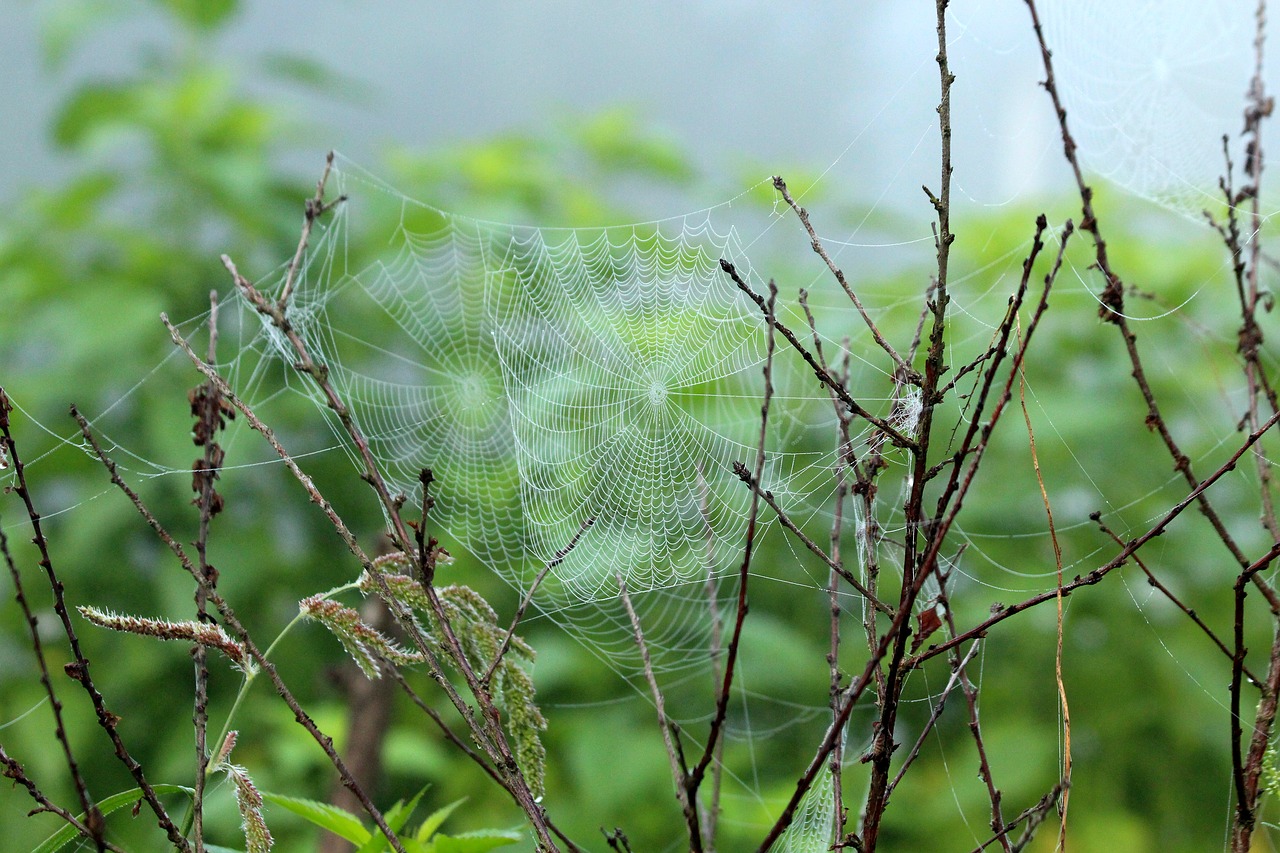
[5,5,1278,849]
[252,160,882,679]
[1037,0,1274,216]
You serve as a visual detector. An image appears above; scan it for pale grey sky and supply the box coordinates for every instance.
[3,2,1268,224]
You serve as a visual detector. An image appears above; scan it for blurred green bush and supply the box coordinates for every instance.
[0,3,1268,851]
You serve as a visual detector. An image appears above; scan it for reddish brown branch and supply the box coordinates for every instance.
[71,410,409,853]
[692,280,778,809]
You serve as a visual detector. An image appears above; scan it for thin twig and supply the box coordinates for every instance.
[721,260,917,450]
[619,576,702,849]
[1017,325,1070,846]
[0,745,126,853]
[0,389,107,850]
[886,640,981,794]
[1093,517,1260,685]
[938,566,1009,851]
[917,217,1062,600]
[827,404,850,841]
[965,782,1066,853]
[909,412,1280,668]
[774,176,914,380]
[694,280,778,798]
[732,461,891,614]
[482,517,594,687]
[696,466,726,850]
[278,150,346,309]
[72,410,409,853]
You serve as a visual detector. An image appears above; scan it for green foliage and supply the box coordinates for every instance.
[33,785,195,853]
[263,789,521,853]
[2,1,1274,851]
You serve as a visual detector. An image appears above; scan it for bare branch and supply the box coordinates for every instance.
[773,176,914,380]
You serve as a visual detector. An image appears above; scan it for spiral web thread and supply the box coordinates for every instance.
[1037,0,1268,217]
[247,160,899,678]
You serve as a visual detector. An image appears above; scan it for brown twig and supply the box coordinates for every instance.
[908,408,1280,668]
[1017,326,1070,846]
[71,409,409,853]
[1094,517,1260,685]
[721,260,917,450]
[773,176,914,381]
[0,389,108,850]
[696,466,726,850]
[190,290,226,852]
[619,576,702,848]
[482,517,594,688]
[937,565,1009,851]
[278,150,346,309]
[0,744,125,853]
[965,782,1066,853]
[885,640,981,794]
[692,280,778,819]
[826,388,852,841]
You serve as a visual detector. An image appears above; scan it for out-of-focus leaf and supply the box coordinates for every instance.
[260,52,375,102]
[38,0,126,68]
[577,109,694,180]
[150,0,239,31]
[52,83,142,149]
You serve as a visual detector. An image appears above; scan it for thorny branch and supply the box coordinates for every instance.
[773,176,915,381]
[189,291,226,852]
[71,408,410,853]
[1,389,185,851]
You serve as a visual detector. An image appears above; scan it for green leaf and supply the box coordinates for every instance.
[52,83,141,149]
[414,797,466,842]
[38,0,128,68]
[262,792,371,845]
[354,787,430,853]
[576,109,693,181]
[433,829,523,853]
[33,784,194,853]
[150,0,239,30]
[259,53,374,103]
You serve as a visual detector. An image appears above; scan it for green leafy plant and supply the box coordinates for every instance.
[263,789,520,853]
